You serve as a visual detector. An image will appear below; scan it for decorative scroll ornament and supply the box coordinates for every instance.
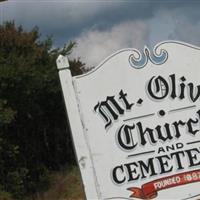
[129,46,168,69]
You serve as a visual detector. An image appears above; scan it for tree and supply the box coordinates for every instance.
[0,22,85,199]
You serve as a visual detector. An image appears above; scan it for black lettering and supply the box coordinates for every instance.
[94,96,124,129]
[138,158,157,179]
[187,118,199,135]
[188,83,200,102]
[117,124,137,151]
[185,148,200,167]
[119,89,133,110]
[147,75,169,100]
[156,155,173,174]
[179,76,186,99]
[112,165,126,184]
[172,120,186,138]
[170,151,185,170]
[137,122,157,146]
[124,162,140,182]
[169,74,177,99]
[155,123,173,142]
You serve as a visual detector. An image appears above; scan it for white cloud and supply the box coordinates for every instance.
[70,5,200,68]
[70,20,149,67]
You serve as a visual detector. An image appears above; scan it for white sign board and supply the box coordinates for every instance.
[57,41,200,200]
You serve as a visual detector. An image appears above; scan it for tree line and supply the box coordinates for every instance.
[0,22,85,199]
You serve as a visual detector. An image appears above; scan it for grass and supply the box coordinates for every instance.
[30,166,85,200]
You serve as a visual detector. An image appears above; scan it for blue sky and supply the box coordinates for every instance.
[1,0,200,67]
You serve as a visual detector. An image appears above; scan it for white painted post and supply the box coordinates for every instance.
[56,55,100,200]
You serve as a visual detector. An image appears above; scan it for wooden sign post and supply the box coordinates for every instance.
[57,41,200,200]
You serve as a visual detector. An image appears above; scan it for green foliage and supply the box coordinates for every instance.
[0,22,85,199]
